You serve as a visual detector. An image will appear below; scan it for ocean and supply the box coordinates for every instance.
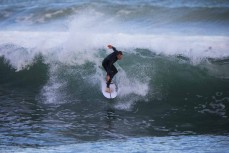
[0,0,229,152]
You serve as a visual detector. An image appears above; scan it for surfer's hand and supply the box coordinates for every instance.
[107,45,113,49]
[106,75,110,82]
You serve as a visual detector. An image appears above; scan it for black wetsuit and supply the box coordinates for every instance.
[102,47,119,88]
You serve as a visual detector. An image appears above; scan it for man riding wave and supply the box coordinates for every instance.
[102,45,123,93]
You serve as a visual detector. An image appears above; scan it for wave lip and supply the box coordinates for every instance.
[1,31,229,66]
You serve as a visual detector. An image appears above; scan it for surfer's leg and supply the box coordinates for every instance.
[107,79,111,88]
[106,65,118,88]
[106,77,113,93]
[102,60,108,72]
[111,65,118,77]
[102,61,110,82]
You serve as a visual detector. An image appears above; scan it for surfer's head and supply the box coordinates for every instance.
[117,51,123,60]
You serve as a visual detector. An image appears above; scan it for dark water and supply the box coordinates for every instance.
[1,0,229,152]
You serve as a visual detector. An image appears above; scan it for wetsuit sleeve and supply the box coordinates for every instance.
[111,46,118,52]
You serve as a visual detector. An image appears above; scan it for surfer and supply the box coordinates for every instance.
[102,45,123,93]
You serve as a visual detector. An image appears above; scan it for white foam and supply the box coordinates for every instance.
[116,68,149,97]
[1,4,229,65]
[0,31,67,70]
[1,10,229,66]
[1,31,228,70]
[40,64,68,104]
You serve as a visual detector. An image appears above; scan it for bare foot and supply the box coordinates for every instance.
[105,87,112,93]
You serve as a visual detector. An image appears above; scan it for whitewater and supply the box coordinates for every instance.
[0,0,229,152]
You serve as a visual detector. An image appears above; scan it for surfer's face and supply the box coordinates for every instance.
[117,54,123,60]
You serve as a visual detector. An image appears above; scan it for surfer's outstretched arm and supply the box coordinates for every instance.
[108,45,118,52]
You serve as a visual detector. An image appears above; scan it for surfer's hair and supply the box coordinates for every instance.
[118,51,123,55]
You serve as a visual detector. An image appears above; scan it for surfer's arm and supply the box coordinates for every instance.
[108,45,118,52]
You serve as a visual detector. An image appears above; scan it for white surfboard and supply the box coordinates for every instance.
[102,80,118,99]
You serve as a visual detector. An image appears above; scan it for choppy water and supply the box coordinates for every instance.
[0,0,229,152]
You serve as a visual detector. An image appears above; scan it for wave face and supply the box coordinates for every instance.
[0,0,229,149]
